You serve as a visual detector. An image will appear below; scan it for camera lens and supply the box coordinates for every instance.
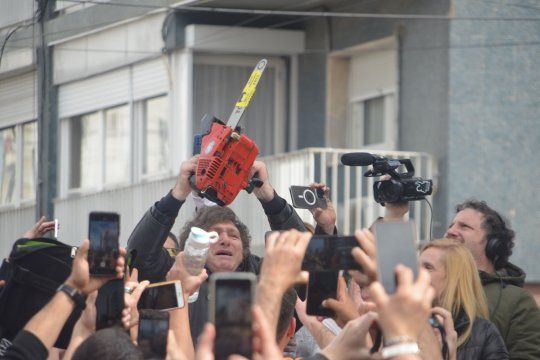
[302,189,316,205]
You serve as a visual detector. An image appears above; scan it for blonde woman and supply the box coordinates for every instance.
[420,238,508,360]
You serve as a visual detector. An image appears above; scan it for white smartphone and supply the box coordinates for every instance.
[374,220,419,294]
[137,280,184,311]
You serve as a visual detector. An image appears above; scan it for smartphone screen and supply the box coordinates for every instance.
[302,236,361,271]
[306,270,339,317]
[374,221,418,294]
[138,281,184,311]
[210,273,255,360]
[96,279,124,330]
[88,212,120,275]
[138,310,169,359]
[289,186,327,209]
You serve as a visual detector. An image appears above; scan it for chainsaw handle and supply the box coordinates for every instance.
[188,173,198,191]
[245,177,264,194]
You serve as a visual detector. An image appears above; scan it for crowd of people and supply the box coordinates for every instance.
[0,156,539,360]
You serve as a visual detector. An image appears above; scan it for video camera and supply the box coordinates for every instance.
[341,152,433,204]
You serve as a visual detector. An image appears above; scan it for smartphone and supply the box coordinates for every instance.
[302,235,361,271]
[88,211,120,276]
[306,270,339,317]
[374,221,418,294]
[209,272,256,360]
[95,279,124,330]
[138,280,185,311]
[289,186,327,209]
[138,310,169,359]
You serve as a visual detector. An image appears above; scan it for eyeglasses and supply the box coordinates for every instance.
[165,248,180,257]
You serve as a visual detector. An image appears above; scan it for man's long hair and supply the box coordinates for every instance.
[178,206,252,258]
[422,238,489,347]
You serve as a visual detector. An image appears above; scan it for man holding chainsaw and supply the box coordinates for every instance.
[126,155,319,340]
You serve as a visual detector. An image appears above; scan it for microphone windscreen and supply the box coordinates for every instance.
[341,152,375,166]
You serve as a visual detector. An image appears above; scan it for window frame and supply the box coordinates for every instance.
[0,120,38,210]
[347,88,397,150]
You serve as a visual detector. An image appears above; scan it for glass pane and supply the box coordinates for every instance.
[70,112,100,189]
[363,96,385,145]
[347,101,363,147]
[104,105,129,184]
[193,63,276,155]
[143,96,169,175]
[22,122,37,200]
[0,127,16,205]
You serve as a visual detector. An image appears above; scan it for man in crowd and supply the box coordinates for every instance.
[445,200,540,359]
[127,156,307,340]
[386,199,540,359]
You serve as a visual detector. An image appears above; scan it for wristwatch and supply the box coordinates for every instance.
[57,283,87,310]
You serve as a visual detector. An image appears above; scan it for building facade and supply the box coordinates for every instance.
[0,0,538,288]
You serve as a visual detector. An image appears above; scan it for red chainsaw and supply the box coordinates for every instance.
[191,59,268,206]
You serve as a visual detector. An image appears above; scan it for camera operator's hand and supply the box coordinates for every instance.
[431,307,458,360]
[370,265,435,341]
[23,216,56,239]
[65,239,126,295]
[249,160,275,202]
[319,312,379,360]
[166,251,208,296]
[351,229,378,287]
[322,276,361,328]
[63,291,99,359]
[172,155,199,202]
[309,183,337,235]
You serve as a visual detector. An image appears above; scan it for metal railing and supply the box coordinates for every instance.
[0,147,437,258]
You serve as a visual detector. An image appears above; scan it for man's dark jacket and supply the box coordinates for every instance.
[480,263,540,360]
[127,191,306,341]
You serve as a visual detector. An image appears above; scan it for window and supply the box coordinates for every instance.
[0,127,16,205]
[104,105,130,184]
[69,104,130,190]
[143,96,169,175]
[22,122,37,200]
[347,94,394,148]
[0,121,38,206]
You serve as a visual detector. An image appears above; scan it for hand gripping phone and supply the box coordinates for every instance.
[306,270,339,317]
[289,186,327,209]
[302,235,361,271]
[95,279,124,330]
[138,309,169,359]
[209,272,256,360]
[88,211,120,276]
[138,280,185,311]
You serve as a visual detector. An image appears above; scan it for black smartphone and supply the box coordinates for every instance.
[289,186,327,209]
[209,273,256,360]
[306,270,339,317]
[88,211,120,276]
[138,281,185,311]
[138,310,169,359]
[302,235,361,271]
[374,221,418,294]
[95,279,124,330]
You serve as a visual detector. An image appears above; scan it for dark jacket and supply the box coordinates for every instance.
[454,311,508,360]
[480,263,540,360]
[127,190,307,340]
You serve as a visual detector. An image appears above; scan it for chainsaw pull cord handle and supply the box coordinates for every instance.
[189,173,198,192]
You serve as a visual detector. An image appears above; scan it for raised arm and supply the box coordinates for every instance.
[127,156,198,282]
[250,160,307,232]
